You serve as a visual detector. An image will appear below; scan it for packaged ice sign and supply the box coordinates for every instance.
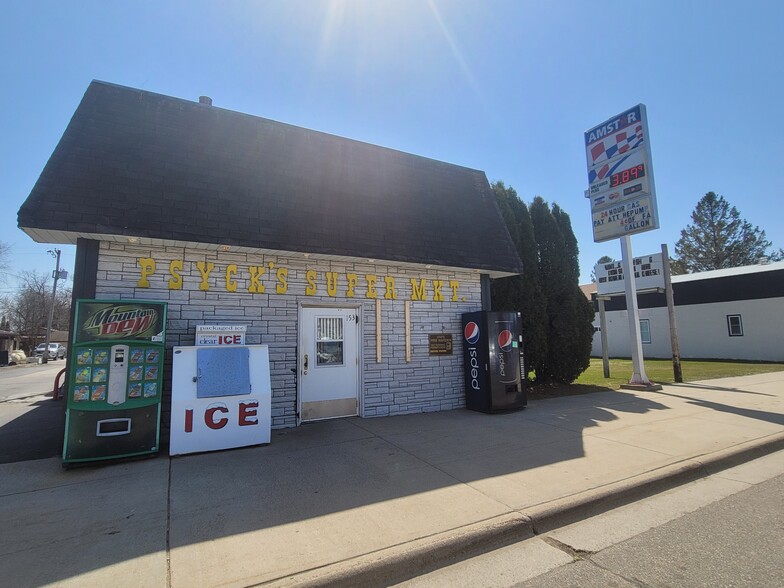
[196,325,247,346]
[584,104,660,243]
[170,345,272,455]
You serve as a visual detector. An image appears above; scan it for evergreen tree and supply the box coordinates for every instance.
[542,201,594,383]
[491,187,594,384]
[490,182,548,381]
[675,192,779,272]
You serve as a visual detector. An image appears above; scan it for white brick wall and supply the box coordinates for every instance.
[94,242,483,428]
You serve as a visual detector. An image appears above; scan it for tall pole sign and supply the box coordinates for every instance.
[584,104,659,387]
[585,104,659,242]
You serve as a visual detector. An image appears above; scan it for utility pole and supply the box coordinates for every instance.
[597,295,610,378]
[42,249,61,364]
[661,243,683,382]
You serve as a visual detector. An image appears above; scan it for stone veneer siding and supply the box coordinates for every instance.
[94,242,483,432]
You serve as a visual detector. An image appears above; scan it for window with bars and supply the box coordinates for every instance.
[316,317,344,366]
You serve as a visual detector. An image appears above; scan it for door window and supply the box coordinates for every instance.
[316,317,344,366]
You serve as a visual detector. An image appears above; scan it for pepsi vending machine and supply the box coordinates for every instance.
[462,311,525,413]
[63,300,167,464]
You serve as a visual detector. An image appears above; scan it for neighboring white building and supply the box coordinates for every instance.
[590,260,784,362]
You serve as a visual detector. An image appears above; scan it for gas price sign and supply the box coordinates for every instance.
[610,163,645,188]
[584,104,660,242]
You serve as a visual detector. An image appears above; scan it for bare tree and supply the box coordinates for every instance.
[0,241,9,284]
[0,271,71,352]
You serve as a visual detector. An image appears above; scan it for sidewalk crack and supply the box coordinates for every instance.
[541,536,596,560]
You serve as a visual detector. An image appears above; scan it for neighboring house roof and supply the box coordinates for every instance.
[18,81,523,277]
[598,261,784,312]
[671,260,784,283]
[579,283,597,300]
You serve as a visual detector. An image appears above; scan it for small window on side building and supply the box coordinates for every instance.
[639,319,651,344]
[727,315,743,337]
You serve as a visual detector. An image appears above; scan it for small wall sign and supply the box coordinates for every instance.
[428,334,453,355]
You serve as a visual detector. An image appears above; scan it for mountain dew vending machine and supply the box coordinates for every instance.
[63,300,167,464]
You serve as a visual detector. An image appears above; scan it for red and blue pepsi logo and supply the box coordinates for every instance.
[464,322,480,344]
[498,330,513,352]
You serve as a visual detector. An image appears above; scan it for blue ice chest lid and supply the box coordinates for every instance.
[196,347,251,398]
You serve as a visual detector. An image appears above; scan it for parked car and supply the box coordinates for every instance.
[34,343,67,360]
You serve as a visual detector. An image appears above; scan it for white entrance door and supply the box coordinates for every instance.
[299,307,360,422]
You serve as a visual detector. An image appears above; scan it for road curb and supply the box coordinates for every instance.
[525,431,784,534]
[265,432,784,587]
[265,512,534,588]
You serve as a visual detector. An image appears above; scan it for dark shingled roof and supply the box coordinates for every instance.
[18,81,523,275]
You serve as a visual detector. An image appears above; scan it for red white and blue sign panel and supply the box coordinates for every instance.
[584,104,659,242]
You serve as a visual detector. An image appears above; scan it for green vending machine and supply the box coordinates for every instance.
[63,299,167,465]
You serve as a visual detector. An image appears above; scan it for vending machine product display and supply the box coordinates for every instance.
[63,299,167,464]
[461,311,526,413]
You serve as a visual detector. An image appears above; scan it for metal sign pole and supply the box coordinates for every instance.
[620,235,650,384]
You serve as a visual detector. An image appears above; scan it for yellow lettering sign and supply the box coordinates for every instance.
[384,276,397,300]
[135,257,467,302]
[168,260,183,290]
[137,258,155,288]
[325,272,338,297]
[276,267,288,294]
[196,261,215,291]
[248,266,265,293]
[432,280,444,302]
[365,274,377,299]
[448,280,460,302]
[346,273,357,298]
[410,278,426,301]
[225,264,238,292]
[305,269,317,295]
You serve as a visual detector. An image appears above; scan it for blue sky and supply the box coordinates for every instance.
[2,0,783,296]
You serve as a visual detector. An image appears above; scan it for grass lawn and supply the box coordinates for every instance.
[527,358,784,398]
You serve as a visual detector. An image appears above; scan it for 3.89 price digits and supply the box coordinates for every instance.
[610,164,645,188]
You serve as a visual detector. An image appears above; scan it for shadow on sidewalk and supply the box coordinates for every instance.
[163,392,672,558]
[654,389,784,427]
[0,396,65,463]
[669,382,777,397]
[3,390,679,586]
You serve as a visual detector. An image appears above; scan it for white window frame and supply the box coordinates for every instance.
[727,314,743,337]
[639,318,651,344]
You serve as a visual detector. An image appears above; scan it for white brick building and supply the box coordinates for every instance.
[18,81,523,436]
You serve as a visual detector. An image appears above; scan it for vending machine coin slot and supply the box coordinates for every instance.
[108,344,129,406]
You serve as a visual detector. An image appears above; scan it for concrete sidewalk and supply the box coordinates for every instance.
[2,372,783,587]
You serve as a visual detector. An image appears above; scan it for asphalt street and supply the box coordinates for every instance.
[0,362,66,462]
[522,472,784,587]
